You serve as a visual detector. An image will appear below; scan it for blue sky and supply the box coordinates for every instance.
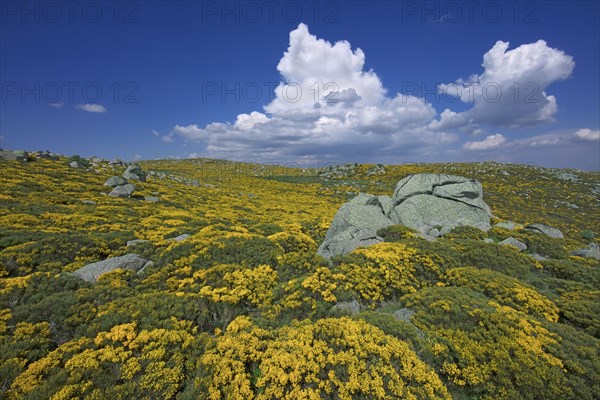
[1,0,599,169]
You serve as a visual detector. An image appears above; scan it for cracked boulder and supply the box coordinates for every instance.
[390,174,491,234]
[318,174,491,259]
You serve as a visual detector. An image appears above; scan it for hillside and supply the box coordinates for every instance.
[1,154,599,399]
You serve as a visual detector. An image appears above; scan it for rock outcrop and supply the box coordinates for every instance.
[525,223,564,239]
[318,174,491,258]
[72,254,147,283]
[571,243,600,260]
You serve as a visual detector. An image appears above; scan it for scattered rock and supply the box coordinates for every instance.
[108,184,136,198]
[494,221,522,230]
[69,161,82,168]
[72,254,147,283]
[393,308,415,323]
[530,253,549,261]
[127,239,150,247]
[483,238,495,243]
[137,260,154,274]
[174,234,191,242]
[82,200,96,205]
[571,243,600,260]
[104,176,128,187]
[525,223,564,239]
[0,149,28,161]
[123,164,146,182]
[499,237,527,252]
[330,299,361,316]
[555,172,579,182]
[144,196,159,203]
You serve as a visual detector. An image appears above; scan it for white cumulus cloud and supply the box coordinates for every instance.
[463,134,507,150]
[575,128,600,141]
[75,103,107,113]
[434,40,574,131]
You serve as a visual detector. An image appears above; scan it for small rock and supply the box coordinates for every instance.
[494,221,522,230]
[82,200,96,205]
[72,254,147,283]
[483,238,495,243]
[525,223,564,239]
[174,234,191,242]
[571,243,600,260]
[144,196,159,203]
[137,260,154,274]
[108,184,136,198]
[123,164,146,182]
[69,161,82,168]
[127,239,150,247]
[330,299,361,316]
[393,308,415,323]
[530,253,549,261]
[104,176,128,187]
[499,237,527,252]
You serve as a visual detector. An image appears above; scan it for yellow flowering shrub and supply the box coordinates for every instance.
[200,316,451,399]
[442,267,560,322]
[8,322,199,400]
[339,242,440,303]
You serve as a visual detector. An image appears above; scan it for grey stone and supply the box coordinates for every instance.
[174,234,191,242]
[72,254,147,283]
[499,237,527,252]
[483,238,495,243]
[104,176,128,187]
[108,184,136,198]
[127,239,150,247]
[530,253,549,261]
[317,227,383,259]
[123,164,146,182]
[555,172,579,182]
[428,228,441,238]
[330,299,362,316]
[525,223,564,239]
[144,196,159,203]
[69,161,82,168]
[494,221,522,230]
[571,243,600,260]
[0,150,28,161]
[389,174,491,234]
[390,194,490,234]
[393,308,415,323]
[82,200,96,205]
[323,200,394,241]
[137,260,155,275]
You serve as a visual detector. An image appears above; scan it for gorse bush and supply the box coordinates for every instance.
[1,157,599,399]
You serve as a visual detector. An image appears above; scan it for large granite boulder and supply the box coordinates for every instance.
[317,193,393,258]
[72,254,147,283]
[317,174,492,259]
[390,174,491,234]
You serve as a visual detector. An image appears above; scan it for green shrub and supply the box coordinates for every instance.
[377,224,417,241]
